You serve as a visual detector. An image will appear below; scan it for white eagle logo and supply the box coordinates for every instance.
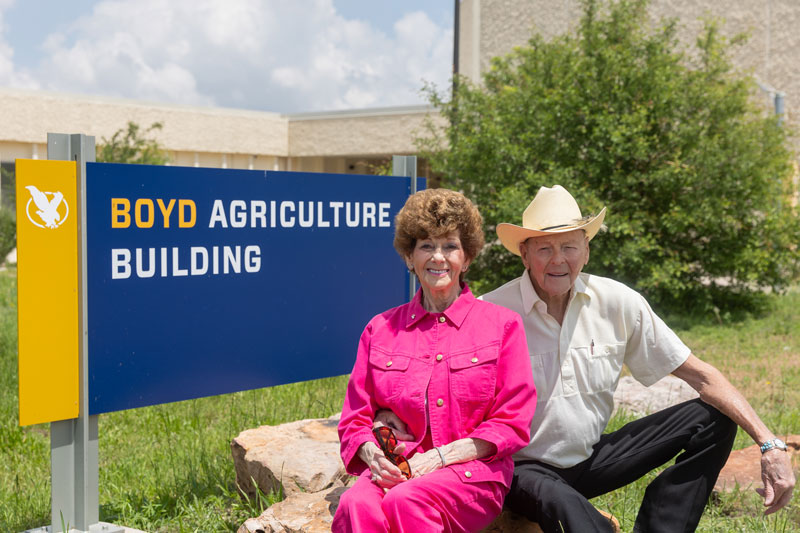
[25,185,69,229]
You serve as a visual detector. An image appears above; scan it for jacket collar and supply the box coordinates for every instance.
[406,284,475,329]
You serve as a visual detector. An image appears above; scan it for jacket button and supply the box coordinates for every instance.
[436,354,443,361]
[436,398,443,407]
[386,361,392,367]
[464,471,472,478]
[411,314,415,319]
[471,357,478,363]
[438,316,446,323]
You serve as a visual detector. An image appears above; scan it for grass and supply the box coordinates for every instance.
[1,267,798,532]
[0,266,348,532]
[592,286,800,531]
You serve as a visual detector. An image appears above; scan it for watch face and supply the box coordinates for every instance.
[775,438,787,450]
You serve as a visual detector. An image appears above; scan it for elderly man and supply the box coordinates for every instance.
[377,185,795,532]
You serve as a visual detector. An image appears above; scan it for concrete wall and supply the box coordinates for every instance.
[0,88,288,159]
[457,0,483,83]
[287,106,440,157]
[459,0,798,128]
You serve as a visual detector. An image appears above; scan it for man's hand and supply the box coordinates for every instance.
[756,448,795,515]
[674,355,795,514]
[373,409,415,441]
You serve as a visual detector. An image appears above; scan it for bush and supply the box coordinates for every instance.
[418,0,800,313]
[96,121,170,165]
[0,165,15,211]
[0,210,15,263]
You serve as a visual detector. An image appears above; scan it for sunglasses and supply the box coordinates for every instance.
[372,426,412,479]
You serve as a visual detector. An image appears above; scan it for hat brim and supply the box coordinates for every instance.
[496,207,606,256]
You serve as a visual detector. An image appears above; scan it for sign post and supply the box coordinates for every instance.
[47,133,124,533]
[392,155,418,301]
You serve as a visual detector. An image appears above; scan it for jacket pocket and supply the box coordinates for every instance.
[368,347,410,404]
[449,344,499,423]
[450,457,512,487]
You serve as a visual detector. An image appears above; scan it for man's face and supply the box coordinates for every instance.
[519,230,589,301]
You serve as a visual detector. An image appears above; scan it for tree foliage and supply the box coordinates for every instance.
[419,0,800,312]
[96,121,170,165]
[0,208,14,263]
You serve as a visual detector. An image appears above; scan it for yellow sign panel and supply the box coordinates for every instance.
[16,159,79,426]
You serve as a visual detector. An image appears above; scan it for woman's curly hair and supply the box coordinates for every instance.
[393,188,484,261]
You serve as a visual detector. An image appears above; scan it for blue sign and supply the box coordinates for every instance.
[86,163,424,414]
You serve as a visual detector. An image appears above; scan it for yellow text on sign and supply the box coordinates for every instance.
[16,159,79,426]
[111,198,196,228]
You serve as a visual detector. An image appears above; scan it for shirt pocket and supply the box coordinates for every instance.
[449,345,499,422]
[572,343,624,393]
[368,347,410,405]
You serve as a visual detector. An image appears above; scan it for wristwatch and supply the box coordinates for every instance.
[760,438,788,454]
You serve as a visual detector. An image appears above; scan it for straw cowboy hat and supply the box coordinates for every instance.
[496,185,607,256]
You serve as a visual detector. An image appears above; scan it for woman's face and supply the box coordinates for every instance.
[407,231,470,298]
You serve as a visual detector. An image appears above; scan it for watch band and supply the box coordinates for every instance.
[760,438,787,454]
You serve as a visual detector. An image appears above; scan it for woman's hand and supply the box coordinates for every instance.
[358,441,409,490]
[408,438,497,479]
[407,447,445,478]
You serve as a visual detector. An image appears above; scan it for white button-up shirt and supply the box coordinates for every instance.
[482,271,690,468]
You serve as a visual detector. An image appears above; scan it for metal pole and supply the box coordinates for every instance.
[775,91,785,126]
[46,134,123,533]
[392,155,418,301]
[453,0,460,97]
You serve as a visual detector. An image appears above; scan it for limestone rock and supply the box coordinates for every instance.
[714,435,800,493]
[235,414,622,532]
[613,375,698,416]
[231,413,349,498]
[239,484,619,533]
[482,508,619,533]
[237,486,348,533]
[481,509,545,533]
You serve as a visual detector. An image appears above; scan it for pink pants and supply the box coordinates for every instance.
[332,468,506,533]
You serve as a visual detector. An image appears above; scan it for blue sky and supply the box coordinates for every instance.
[0,0,454,113]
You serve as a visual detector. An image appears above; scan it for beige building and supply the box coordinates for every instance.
[457,0,798,127]
[1,0,798,207]
[0,88,441,208]
[0,88,436,174]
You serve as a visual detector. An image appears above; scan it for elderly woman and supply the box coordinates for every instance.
[332,188,536,532]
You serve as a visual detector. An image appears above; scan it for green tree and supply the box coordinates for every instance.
[0,166,16,263]
[96,121,170,165]
[0,208,15,263]
[419,0,800,313]
[0,165,15,211]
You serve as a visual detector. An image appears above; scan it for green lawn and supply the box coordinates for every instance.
[1,267,798,532]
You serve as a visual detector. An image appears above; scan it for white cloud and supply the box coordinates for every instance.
[0,0,39,89]
[13,0,452,112]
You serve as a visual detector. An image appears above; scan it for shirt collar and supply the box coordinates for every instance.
[405,284,476,329]
[519,270,591,315]
[520,269,540,315]
[573,273,589,299]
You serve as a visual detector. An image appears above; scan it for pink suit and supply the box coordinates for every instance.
[334,285,536,532]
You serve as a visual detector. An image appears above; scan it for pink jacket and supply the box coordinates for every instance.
[339,285,536,488]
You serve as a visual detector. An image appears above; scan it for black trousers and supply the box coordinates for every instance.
[506,399,738,533]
